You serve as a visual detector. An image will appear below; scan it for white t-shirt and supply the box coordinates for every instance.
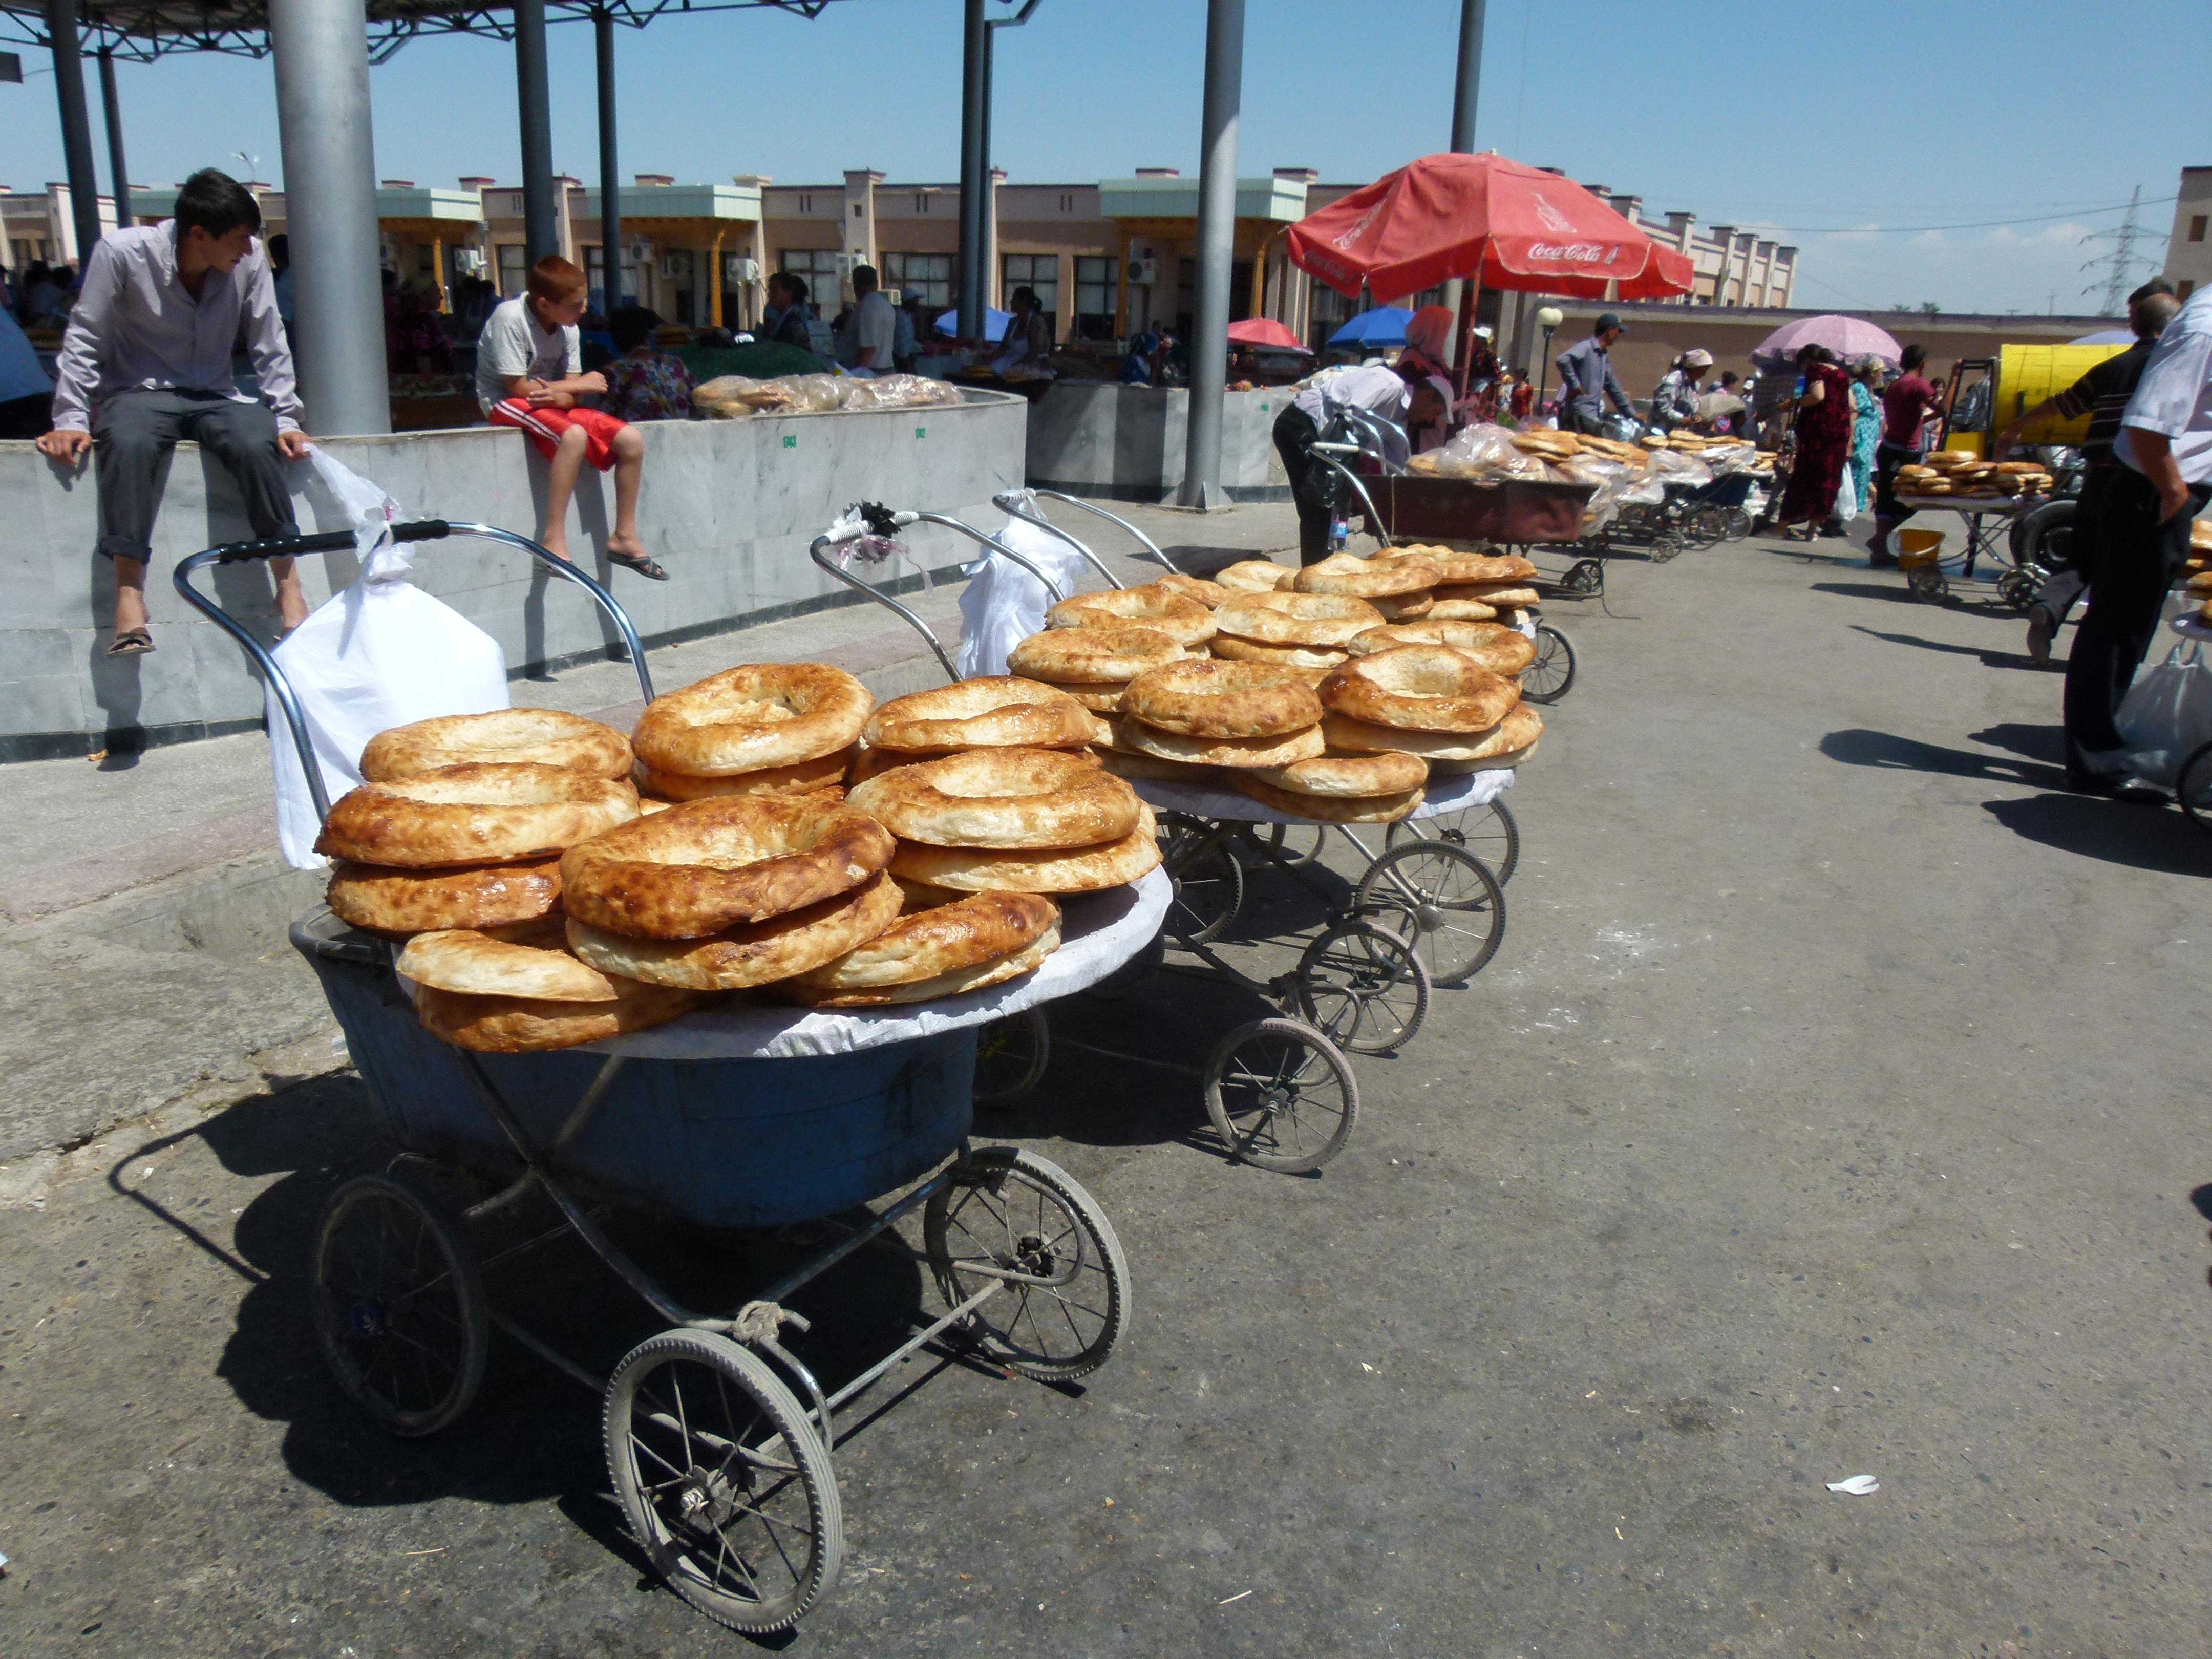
[849,289,897,369]
[2116,286,2212,486]
[1293,361,1411,425]
[475,295,580,413]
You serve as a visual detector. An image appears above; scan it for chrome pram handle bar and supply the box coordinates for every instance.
[175,520,655,822]
[809,502,1069,685]
[991,489,1126,591]
[1022,490,1183,576]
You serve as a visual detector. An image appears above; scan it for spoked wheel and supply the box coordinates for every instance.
[1353,838,1506,989]
[1203,1017,1359,1174]
[605,1329,843,1634]
[923,1147,1130,1382]
[1722,506,1754,542]
[311,1172,488,1437]
[1995,568,2038,612]
[1563,557,1605,597]
[2179,742,2212,836]
[1294,918,1431,1055]
[1520,625,1576,705]
[1253,821,1328,867]
[1650,528,1686,564]
[973,1009,1050,1107]
[1385,797,1519,884]
[1158,812,1244,944]
[1906,565,1948,604]
[1684,506,1727,549]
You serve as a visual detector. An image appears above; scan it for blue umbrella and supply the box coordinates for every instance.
[1328,307,1415,349]
[933,307,1013,342]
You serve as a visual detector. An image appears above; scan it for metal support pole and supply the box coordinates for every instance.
[593,7,621,309]
[96,47,130,231]
[1437,0,1484,368]
[513,0,556,265]
[1179,0,1244,511]
[44,0,103,265]
[955,0,987,339]
[270,0,390,434]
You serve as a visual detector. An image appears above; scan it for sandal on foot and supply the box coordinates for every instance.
[609,551,670,582]
[107,628,154,657]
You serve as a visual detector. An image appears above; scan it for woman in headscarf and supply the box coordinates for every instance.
[1842,355,1886,521]
[1650,349,1712,432]
[1775,344,1853,539]
[1400,305,1457,383]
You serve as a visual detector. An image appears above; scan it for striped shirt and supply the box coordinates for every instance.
[2050,337,2153,467]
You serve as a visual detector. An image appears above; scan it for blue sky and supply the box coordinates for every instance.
[3,0,2199,315]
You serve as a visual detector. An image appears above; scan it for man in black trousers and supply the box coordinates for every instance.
[2062,284,2212,794]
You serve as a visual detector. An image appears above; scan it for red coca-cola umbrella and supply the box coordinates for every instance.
[1287,152,1696,304]
[1287,152,1694,396]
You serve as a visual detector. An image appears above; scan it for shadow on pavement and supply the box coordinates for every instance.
[1820,728,2069,792]
[1981,794,2209,877]
[1849,623,2056,673]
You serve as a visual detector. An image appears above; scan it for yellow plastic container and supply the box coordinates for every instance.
[1896,529,1945,570]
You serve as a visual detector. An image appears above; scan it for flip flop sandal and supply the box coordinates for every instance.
[609,551,670,582]
[107,628,154,657]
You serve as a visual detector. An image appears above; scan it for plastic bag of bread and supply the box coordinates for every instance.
[1424,422,1522,480]
[692,375,796,417]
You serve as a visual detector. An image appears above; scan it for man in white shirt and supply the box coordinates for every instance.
[841,264,896,373]
[2061,285,2212,793]
[1274,360,1416,563]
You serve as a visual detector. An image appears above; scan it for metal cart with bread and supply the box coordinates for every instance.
[813,502,1519,1175]
[176,519,1160,1636]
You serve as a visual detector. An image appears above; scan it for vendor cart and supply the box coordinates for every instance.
[176,520,1157,1636]
[813,504,1511,1175]
[1888,492,2052,608]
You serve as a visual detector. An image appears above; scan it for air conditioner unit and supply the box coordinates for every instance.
[726,256,761,284]
[658,253,691,280]
[451,247,485,276]
[1126,258,1159,285]
[627,240,652,264]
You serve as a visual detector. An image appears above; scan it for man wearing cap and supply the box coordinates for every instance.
[1556,314,1634,434]
[1650,349,1713,432]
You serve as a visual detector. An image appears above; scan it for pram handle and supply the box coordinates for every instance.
[206,519,454,563]
[175,521,654,826]
[992,489,1125,591]
[1024,490,1182,575]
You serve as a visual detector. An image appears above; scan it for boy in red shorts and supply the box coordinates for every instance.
[475,255,664,579]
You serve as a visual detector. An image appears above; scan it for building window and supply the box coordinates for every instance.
[1073,255,1116,341]
[1003,252,1058,316]
[583,244,638,308]
[883,252,952,310]
[1059,193,1075,214]
[496,243,526,297]
[2192,214,2208,243]
[780,248,842,306]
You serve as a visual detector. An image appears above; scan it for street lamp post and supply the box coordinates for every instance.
[1534,304,1563,417]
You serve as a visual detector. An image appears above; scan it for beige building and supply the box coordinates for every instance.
[2161,166,2212,304]
[1,182,124,271]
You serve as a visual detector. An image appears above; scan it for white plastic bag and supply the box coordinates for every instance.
[266,452,509,868]
[2118,640,2212,787]
[954,501,1091,678]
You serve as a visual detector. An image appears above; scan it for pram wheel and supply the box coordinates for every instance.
[1386,796,1519,884]
[924,1148,1130,1382]
[311,1171,488,1438]
[1203,1017,1360,1174]
[1564,557,1605,597]
[1996,568,2037,612]
[973,1009,1051,1107]
[1685,505,1728,549]
[1353,839,1506,988]
[1520,625,1576,704]
[1722,506,1753,542]
[1294,918,1431,1055]
[1252,820,1327,867]
[1650,528,1686,564]
[1906,565,1948,604]
[604,1329,843,1634]
[1159,812,1244,943]
[2179,742,2212,836]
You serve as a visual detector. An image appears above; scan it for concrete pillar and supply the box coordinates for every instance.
[270,0,391,434]
[955,0,987,337]
[44,0,103,265]
[513,0,556,265]
[96,48,130,231]
[594,7,621,308]
[1179,0,1244,509]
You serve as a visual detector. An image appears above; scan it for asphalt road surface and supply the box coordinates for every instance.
[4,528,2207,1657]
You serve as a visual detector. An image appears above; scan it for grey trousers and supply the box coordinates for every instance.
[92,387,297,564]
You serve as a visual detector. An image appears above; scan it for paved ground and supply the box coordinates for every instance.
[5,509,2211,1656]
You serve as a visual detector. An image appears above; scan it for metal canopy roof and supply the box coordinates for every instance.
[0,0,841,64]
